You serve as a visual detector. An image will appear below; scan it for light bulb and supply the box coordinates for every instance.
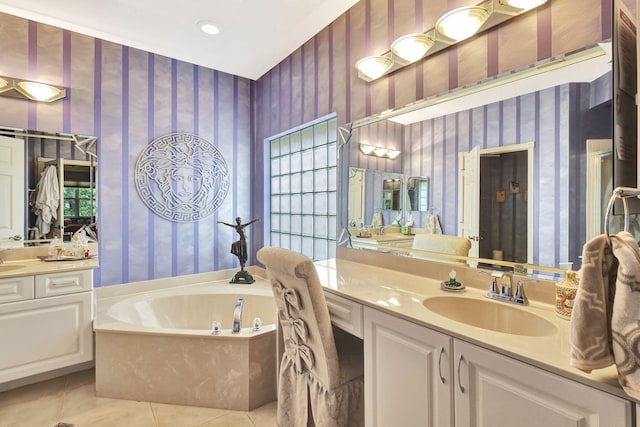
[436,6,491,42]
[355,56,394,80]
[391,34,434,63]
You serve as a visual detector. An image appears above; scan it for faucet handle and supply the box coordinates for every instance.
[487,277,499,295]
[514,279,536,305]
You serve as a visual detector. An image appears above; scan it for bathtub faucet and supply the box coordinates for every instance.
[232,298,244,333]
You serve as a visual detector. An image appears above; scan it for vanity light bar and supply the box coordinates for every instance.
[360,143,401,160]
[0,76,66,102]
[356,0,549,82]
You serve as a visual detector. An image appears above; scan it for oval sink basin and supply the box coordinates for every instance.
[422,296,557,337]
[0,264,25,273]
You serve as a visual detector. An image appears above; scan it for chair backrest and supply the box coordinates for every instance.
[257,247,340,389]
[411,233,471,262]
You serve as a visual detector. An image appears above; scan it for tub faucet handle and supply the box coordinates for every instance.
[212,320,222,335]
[253,317,262,331]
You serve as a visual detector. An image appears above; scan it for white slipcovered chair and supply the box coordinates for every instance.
[257,247,364,427]
[411,233,472,263]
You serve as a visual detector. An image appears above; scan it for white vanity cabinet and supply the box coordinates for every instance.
[363,307,453,427]
[360,305,633,427]
[454,339,632,427]
[0,269,94,386]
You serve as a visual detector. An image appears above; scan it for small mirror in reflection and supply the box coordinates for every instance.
[382,178,402,211]
[407,177,429,212]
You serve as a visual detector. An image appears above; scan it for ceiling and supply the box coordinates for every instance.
[0,0,359,81]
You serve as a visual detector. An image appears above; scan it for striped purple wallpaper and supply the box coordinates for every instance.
[0,13,254,287]
[0,0,622,286]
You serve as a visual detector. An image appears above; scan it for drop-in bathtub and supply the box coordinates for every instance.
[93,278,278,411]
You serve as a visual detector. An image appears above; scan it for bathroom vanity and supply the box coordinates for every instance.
[319,247,634,427]
[0,248,97,390]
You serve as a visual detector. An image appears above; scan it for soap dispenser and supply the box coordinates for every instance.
[555,262,578,319]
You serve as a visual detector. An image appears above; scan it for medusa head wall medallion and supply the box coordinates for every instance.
[134,132,230,222]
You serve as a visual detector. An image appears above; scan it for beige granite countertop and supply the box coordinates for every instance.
[351,234,414,242]
[314,247,628,402]
[0,244,99,278]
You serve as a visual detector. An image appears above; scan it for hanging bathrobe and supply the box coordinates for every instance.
[33,165,59,236]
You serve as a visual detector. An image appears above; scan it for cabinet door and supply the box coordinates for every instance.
[454,339,632,427]
[0,292,93,384]
[364,307,453,427]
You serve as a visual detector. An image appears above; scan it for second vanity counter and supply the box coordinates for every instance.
[0,257,98,278]
[313,248,625,401]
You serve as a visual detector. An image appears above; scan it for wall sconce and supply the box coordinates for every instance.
[360,143,401,159]
[355,0,549,82]
[0,76,66,102]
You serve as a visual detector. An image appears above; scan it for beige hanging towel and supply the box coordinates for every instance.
[570,231,640,399]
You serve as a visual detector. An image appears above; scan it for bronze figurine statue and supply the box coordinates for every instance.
[218,217,259,283]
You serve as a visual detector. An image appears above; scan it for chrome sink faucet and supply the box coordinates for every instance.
[232,298,244,333]
[483,271,534,305]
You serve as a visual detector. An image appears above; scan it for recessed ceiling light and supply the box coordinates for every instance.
[198,21,220,35]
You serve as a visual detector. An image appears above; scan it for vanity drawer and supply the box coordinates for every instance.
[325,291,363,338]
[0,276,35,303]
[35,270,93,298]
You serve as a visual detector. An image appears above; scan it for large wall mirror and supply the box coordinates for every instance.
[0,127,98,244]
[338,41,637,276]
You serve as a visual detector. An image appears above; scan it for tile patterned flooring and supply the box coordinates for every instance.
[0,369,278,427]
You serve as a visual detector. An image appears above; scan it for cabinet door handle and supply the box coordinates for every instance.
[51,281,77,288]
[438,346,445,384]
[457,354,465,393]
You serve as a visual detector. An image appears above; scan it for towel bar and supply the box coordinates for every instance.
[604,186,640,246]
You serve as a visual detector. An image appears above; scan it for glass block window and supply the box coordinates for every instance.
[269,117,337,261]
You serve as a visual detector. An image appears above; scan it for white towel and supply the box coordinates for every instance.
[33,165,59,236]
[570,231,640,398]
[425,214,442,234]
